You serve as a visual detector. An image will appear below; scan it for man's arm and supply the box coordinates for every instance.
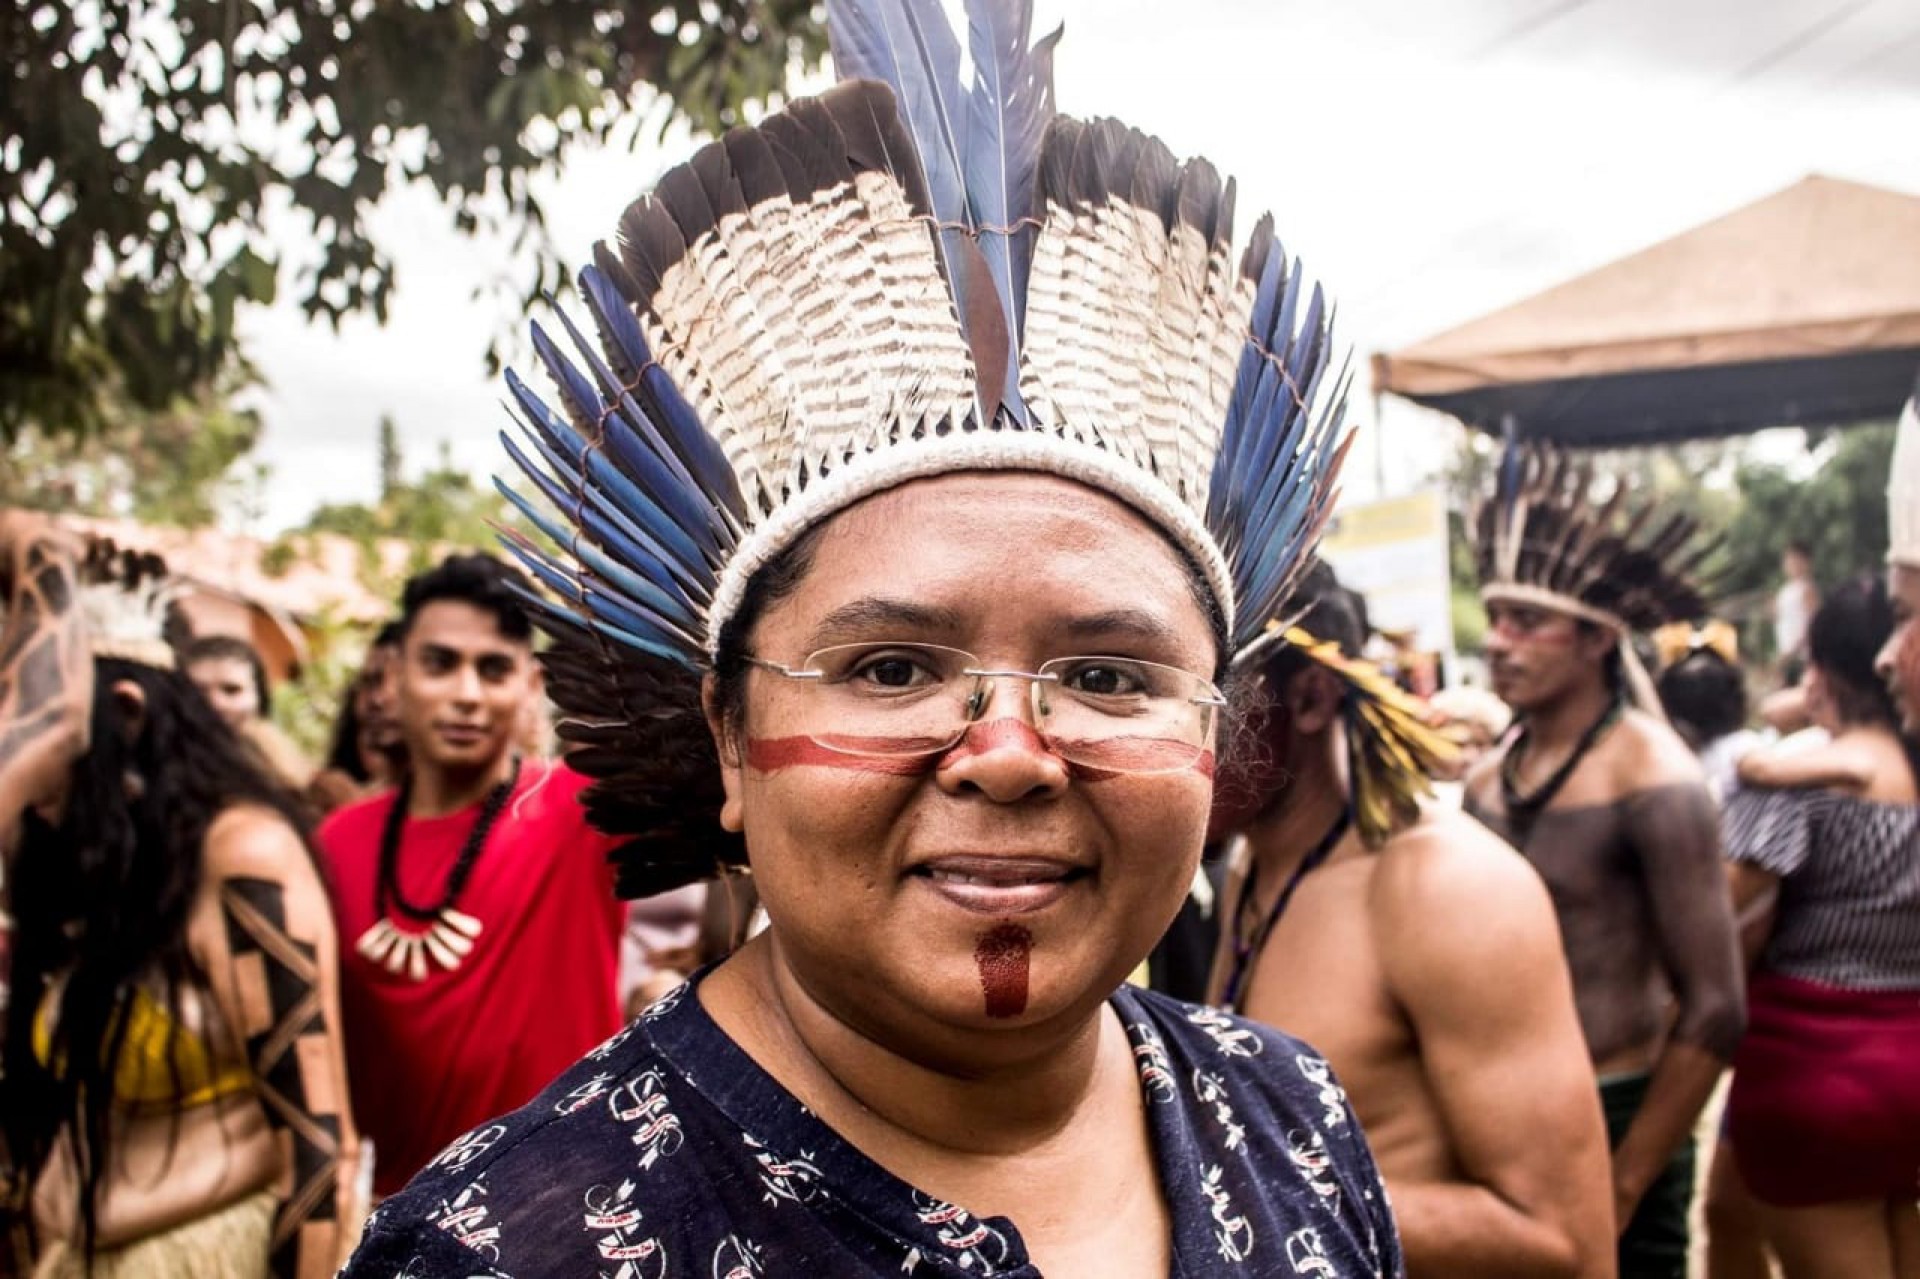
[1612,778,1746,1227]
[1376,814,1615,1278]
[0,513,92,853]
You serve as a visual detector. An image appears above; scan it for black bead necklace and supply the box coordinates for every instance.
[1499,694,1623,842]
[354,757,521,980]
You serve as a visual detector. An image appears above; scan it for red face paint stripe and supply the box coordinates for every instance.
[745,736,937,775]
[975,924,1031,1018]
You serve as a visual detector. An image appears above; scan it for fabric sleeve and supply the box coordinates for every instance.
[340,1216,512,1278]
[1721,785,1814,878]
[1621,783,1747,1060]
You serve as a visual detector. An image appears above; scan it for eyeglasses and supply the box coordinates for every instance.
[744,642,1226,776]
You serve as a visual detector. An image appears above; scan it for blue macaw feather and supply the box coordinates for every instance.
[960,0,1059,420]
[545,310,729,559]
[828,0,968,221]
[529,321,605,434]
[499,397,711,585]
[498,517,704,660]
[502,559,690,667]
[579,264,747,523]
[492,464,706,629]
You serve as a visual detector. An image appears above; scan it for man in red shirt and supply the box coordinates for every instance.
[319,554,626,1196]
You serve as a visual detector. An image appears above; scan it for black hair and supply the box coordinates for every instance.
[1256,559,1367,693]
[1809,576,1894,727]
[1806,576,1920,788]
[1657,649,1747,749]
[4,658,322,1263]
[397,554,535,646]
[181,633,272,718]
[321,621,404,782]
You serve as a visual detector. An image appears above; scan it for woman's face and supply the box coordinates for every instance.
[1879,565,1920,734]
[186,655,260,730]
[715,473,1219,1053]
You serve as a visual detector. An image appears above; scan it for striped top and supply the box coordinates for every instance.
[1723,786,1920,990]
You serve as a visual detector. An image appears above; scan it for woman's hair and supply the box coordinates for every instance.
[1657,650,1748,749]
[181,633,273,719]
[1806,575,1920,785]
[322,621,401,781]
[3,657,320,1261]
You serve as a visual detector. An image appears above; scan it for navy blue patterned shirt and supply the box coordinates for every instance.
[343,976,1402,1277]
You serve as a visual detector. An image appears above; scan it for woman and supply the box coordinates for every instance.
[1722,577,1920,1279]
[182,634,314,792]
[1,525,363,1278]
[307,623,406,814]
[342,1,1401,1274]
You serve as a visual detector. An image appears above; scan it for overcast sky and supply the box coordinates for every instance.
[236,0,1920,533]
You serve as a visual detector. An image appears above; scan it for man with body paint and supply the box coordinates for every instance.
[1463,448,1746,1279]
[1210,563,1613,1278]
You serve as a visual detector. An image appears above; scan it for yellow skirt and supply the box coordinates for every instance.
[33,1188,275,1279]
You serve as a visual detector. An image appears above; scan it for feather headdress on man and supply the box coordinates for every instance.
[501,0,1354,896]
[1472,442,1720,715]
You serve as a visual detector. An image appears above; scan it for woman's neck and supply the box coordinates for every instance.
[710,935,1114,1159]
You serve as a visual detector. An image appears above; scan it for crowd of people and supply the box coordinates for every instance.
[2,1,1918,1276]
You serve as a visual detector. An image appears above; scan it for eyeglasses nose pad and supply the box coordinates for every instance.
[964,682,991,722]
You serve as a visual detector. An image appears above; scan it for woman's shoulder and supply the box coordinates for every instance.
[202,802,315,884]
[1113,986,1361,1137]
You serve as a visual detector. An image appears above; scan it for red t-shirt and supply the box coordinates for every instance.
[319,761,626,1195]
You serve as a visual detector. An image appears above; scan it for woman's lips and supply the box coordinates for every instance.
[911,856,1088,915]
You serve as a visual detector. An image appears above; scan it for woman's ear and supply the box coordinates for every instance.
[108,678,148,744]
[701,674,745,834]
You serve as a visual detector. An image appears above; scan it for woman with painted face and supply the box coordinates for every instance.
[340,2,1402,1275]
[1721,576,1920,1279]
[0,526,363,1278]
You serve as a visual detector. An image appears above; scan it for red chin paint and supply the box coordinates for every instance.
[974,924,1032,1018]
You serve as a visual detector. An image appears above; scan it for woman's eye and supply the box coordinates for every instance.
[853,656,933,688]
[1066,664,1144,697]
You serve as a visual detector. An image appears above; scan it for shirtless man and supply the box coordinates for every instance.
[1209,565,1612,1278]
[1458,450,1746,1278]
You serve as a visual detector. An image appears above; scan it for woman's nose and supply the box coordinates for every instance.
[933,718,1071,802]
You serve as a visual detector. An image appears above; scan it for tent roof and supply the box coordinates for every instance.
[1372,175,1920,444]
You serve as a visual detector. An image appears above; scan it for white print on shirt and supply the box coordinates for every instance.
[1287,1128,1343,1214]
[1127,1020,1179,1104]
[609,1069,685,1170]
[556,1071,617,1116]
[913,1191,1012,1272]
[425,1173,502,1263]
[1193,1068,1248,1153]
[1200,1163,1256,1262]
[1295,1055,1349,1130]
[583,1180,667,1279]
[710,1233,765,1279]
[744,1133,824,1207]
[1285,1226,1340,1277]
[427,1123,509,1173]
[1187,1006,1265,1058]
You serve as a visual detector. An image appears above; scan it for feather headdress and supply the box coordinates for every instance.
[1473,443,1717,634]
[501,0,1352,895]
[1890,379,1920,570]
[1473,442,1717,716]
[1280,626,1457,848]
[0,537,176,671]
